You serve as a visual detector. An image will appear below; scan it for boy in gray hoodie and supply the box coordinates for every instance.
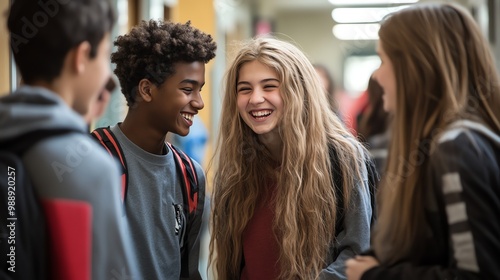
[0,0,137,279]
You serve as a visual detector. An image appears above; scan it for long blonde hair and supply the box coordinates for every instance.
[373,3,500,264]
[209,37,366,279]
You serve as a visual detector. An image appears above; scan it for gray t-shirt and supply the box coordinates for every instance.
[110,125,206,280]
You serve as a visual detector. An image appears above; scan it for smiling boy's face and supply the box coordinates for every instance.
[148,61,206,136]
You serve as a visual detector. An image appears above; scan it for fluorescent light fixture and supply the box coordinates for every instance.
[332,23,380,40]
[329,0,418,5]
[332,6,410,23]
[344,55,381,94]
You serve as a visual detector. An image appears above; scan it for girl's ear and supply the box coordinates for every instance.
[138,79,153,102]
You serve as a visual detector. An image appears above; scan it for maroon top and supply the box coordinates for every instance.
[241,186,281,280]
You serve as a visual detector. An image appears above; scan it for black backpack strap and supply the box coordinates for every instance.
[365,157,379,226]
[329,145,345,234]
[167,142,199,278]
[166,142,199,215]
[90,127,128,204]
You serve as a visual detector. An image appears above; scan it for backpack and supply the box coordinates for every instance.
[90,127,200,277]
[0,129,76,280]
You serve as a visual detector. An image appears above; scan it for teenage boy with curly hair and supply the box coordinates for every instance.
[0,0,137,279]
[95,20,216,279]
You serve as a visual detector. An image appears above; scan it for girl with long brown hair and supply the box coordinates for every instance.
[346,3,500,279]
[209,37,373,280]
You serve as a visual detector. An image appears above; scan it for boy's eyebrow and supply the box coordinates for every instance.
[179,79,204,87]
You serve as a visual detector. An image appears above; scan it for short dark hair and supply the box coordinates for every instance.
[111,20,217,106]
[8,0,116,84]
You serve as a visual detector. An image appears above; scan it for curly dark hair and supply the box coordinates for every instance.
[111,20,217,106]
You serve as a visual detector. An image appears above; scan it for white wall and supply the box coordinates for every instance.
[274,9,376,91]
[272,0,499,90]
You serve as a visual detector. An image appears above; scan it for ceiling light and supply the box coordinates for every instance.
[329,0,418,5]
[332,6,409,23]
[332,23,380,40]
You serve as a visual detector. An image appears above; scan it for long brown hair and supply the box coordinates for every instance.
[373,3,500,264]
[209,37,366,279]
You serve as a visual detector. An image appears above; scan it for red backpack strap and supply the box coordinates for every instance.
[91,127,128,204]
[166,142,199,215]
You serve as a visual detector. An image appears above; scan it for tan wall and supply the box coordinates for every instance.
[0,0,10,95]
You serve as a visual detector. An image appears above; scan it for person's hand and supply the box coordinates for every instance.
[345,255,379,280]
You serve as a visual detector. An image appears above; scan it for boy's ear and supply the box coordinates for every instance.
[138,79,153,102]
[73,41,92,74]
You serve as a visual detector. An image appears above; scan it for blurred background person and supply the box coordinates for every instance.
[356,75,390,177]
[314,63,338,114]
[84,76,116,128]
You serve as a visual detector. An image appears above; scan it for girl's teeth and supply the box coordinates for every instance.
[252,110,271,117]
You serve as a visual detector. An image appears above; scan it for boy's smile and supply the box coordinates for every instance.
[150,61,205,136]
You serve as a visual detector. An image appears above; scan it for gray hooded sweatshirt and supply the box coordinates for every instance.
[0,86,138,279]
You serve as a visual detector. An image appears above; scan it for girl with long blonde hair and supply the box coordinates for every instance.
[346,3,500,279]
[209,37,373,280]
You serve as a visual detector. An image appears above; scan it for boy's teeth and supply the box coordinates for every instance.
[181,113,193,121]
